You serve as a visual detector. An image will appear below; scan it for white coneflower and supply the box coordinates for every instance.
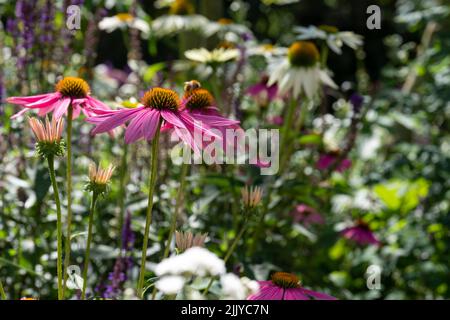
[151,0,209,37]
[241,186,263,209]
[267,41,337,99]
[204,18,252,39]
[295,25,363,55]
[99,13,150,36]
[247,43,287,59]
[185,47,240,64]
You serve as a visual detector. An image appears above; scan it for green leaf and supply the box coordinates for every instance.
[143,62,166,83]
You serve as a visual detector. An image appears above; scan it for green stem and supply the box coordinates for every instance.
[0,278,6,300]
[81,191,98,300]
[118,142,129,252]
[151,163,189,300]
[62,105,73,298]
[248,99,297,255]
[47,155,63,300]
[203,223,247,296]
[280,99,308,172]
[137,121,162,299]
[320,42,329,68]
[162,163,189,259]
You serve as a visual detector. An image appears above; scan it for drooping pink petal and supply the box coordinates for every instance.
[160,110,188,129]
[124,109,153,144]
[248,282,284,300]
[142,109,161,141]
[90,107,145,134]
[53,98,71,120]
[284,289,310,300]
[7,93,58,105]
[23,92,61,109]
[301,288,337,300]
[189,113,240,127]
[86,96,112,111]
[10,108,30,119]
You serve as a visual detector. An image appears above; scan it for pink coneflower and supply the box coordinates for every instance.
[341,220,381,246]
[181,81,240,130]
[7,77,111,120]
[316,151,352,173]
[246,75,278,108]
[248,272,336,300]
[87,87,219,152]
[182,81,268,167]
[291,204,325,227]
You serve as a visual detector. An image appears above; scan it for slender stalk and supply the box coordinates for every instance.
[203,223,247,295]
[81,191,99,300]
[47,155,63,300]
[0,278,6,300]
[249,98,298,255]
[137,121,162,299]
[118,142,129,251]
[151,163,189,300]
[62,105,73,297]
[162,163,189,259]
[320,42,329,68]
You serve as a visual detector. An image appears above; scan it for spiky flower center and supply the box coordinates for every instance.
[116,13,133,22]
[356,219,370,230]
[55,77,90,98]
[288,41,320,68]
[141,87,180,110]
[184,88,215,110]
[271,272,301,289]
[319,25,339,34]
[169,0,194,15]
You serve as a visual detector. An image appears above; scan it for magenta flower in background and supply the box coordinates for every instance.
[268,115,284,126]
[316,152,352,172]
[341,220,381,246]
[248,272,336,300]
[291,204,325,227]
[246,75,278,107]
[7,77,111,120]
[87,87,219,153]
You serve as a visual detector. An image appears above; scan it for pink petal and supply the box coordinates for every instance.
[142,109,161,141]
[23,92,60,109]
[284,289,310,300]
[124,109,152,144]
[302,288,337,300]
[91,107,145,134]
[53,98,71,120]
[7,92,58,105]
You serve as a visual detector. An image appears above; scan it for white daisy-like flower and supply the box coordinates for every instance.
[204,18,253,39]
[247,43,288,59]
[295,25,363,55]
[185,47,240,64]
[151,0,209,37]
[152,15,209,37]
[267,41,337,99]
[99,13,150,36]
[155,275,186,295]
[220,274,260,300]
[155,247,226,277]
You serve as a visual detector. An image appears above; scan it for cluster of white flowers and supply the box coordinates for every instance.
[155,247,226,277]
[220,274,260,300]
